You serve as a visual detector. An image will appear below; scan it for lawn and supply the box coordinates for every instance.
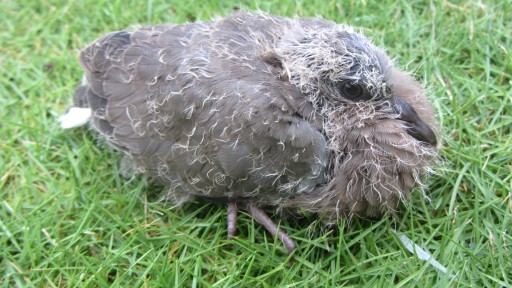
[1,0,511,287]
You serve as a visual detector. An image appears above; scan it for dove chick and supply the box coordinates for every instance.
[61,11,439,253]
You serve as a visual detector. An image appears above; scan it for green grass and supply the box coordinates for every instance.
[1,0,511,286]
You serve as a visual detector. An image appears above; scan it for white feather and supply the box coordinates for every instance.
[58,107,92,129]
[391,229,456,279]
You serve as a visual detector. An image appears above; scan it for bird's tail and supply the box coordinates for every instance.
[59,31,132,129]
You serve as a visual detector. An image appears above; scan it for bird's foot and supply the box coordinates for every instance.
[226,202,295,254]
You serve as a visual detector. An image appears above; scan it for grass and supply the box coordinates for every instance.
[1,0,511,286]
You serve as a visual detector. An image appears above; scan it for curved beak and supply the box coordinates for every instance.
[393,100,437,146]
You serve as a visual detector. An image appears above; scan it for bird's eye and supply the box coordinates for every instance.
[338,81,368,101]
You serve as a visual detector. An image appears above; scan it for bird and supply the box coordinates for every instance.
[60,10,439,254]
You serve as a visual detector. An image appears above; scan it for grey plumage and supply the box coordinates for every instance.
[64,11,439,253]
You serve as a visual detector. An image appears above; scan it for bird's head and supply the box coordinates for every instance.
[276,22,437,146]
[277,21,440,220]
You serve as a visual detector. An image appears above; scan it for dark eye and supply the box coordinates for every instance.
[338,81,368,100]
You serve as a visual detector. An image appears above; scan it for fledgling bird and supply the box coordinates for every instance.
[60,11,439,253]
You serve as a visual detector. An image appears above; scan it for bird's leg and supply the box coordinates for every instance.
[227,202,238,241]
[225,202,295,254]
[245,203,296,254]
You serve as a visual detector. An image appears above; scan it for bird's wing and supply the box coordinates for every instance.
[78,12,328,201]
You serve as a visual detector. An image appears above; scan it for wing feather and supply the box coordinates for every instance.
[78,12,329,202]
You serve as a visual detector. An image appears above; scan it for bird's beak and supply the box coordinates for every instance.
[393,100,437,146]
